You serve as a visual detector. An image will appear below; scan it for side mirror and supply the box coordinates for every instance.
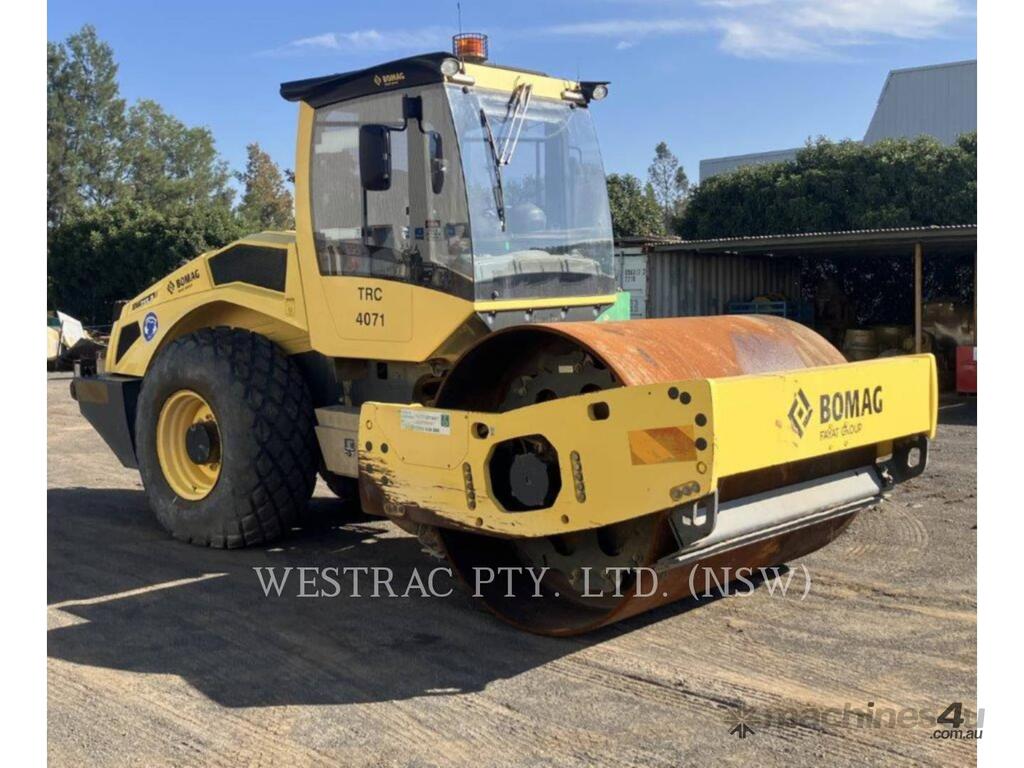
[359,125,392,191]
[429,131,446,194]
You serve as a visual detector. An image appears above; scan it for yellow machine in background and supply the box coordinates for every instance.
[74,35,936,634]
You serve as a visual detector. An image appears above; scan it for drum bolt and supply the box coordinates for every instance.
[670,481,701,500]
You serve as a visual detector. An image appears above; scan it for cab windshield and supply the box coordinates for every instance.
[447,86,616,301]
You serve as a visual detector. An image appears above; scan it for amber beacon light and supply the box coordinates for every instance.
[453,33,488,62]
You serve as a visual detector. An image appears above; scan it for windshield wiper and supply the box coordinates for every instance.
[479,84,534,233]
[480,108,507,231]
[498,83,532,166]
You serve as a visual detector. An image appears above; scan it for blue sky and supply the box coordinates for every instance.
[48,0,976,188]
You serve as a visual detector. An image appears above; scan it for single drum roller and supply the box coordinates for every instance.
[73,40,937,634]
[390,316,899,634]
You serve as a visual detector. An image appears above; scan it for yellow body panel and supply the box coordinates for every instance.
[710,354,938,478]
[359,381,716,537]
[106,233,311,376]
[307,275,477,359]
[358,355,938,538]
[459,62,579,99]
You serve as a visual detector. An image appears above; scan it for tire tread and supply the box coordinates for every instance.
[138,327,317,548]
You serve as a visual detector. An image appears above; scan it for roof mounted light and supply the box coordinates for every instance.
[440,57,461,77]
[580,81,610,102]
[453,33,488,62]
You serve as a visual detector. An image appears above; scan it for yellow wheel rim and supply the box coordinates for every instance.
[156,389,221,500]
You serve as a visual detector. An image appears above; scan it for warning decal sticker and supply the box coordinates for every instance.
[399,409,452,436]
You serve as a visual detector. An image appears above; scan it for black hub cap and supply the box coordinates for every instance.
[185,421,221,464]
[509,453,551,508]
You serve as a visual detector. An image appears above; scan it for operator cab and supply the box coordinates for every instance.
[281,38,616,307]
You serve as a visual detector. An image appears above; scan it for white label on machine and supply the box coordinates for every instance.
[400,409,451,435]
[619,254,648,318]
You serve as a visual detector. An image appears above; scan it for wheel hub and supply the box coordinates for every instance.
[509,452,551,508]
[156,389,221,500]
[185,421,220,465]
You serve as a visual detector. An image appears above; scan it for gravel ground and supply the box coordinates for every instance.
[47,373,977,767]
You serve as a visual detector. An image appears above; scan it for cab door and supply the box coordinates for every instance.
[294,88,476,362]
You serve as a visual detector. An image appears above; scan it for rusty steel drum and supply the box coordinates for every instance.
[434,315,871,635]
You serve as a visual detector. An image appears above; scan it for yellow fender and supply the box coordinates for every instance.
[106,232,311,376]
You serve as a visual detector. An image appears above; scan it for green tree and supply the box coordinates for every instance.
[679,133,977,239]
[646,142,689,228]
[47,25,126,228]
[48,200,246,324]
[606,173,665,239]
[47,25,247,321]
[122,100,235,211]
[235,143,295,230]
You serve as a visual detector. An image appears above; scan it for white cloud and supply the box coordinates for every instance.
[271,27,450,56]
[717,19,829,59]
[291,33,339,50]
[543,18,707,37]
[788,0,967,39]
[270,2,971,62]
[542,0,971,60]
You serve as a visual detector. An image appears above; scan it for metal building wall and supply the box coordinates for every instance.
[863,60,976,146]
[699,147,801,182]
[700,59,976,180]
[645,250,801,318]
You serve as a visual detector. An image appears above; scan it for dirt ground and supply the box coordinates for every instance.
[47,373,977,767]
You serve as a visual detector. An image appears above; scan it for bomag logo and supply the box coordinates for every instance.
[374,71,405,87]
[167,269,200,295]
[789,385,884,439]
[820,386,884,424]
[788,389,813,438]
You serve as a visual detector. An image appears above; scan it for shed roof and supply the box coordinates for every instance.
[648,225,976,258]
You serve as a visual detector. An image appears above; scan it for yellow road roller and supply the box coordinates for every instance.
[72,36,937,634]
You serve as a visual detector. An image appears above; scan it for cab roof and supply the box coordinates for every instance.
[279,51,556,108]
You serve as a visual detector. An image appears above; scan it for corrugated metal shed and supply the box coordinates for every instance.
[863,60,976,146]
[639,225,975,319]
[644,251,800,319]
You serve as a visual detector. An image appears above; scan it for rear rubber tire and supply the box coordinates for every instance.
[136,327,318,548]
[319,467,359,504]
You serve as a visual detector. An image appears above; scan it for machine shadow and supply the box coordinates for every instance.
[48,487,723,708]
[938,395,977,426]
